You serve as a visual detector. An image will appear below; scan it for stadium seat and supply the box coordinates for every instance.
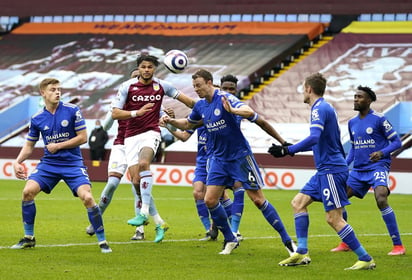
[135,15,145,22]
[219,14,230,22]
[145,15,156,22]
[104,15,114,22]
[320,14,332,22]
[114,15,125,22]
[53,16,63,22]
[242,14,253,22]
[209,15,220,22]
[252,14,264,22]
[309,14,320,22]
[395,13,407,21]
[358,14,372,21]
[263,14,275,22]
[297,14,309,22]
[82,15,93,22]
[43,16,53,23]
[155,15,166,22]
[187,15,198,23]
[63,15,74,22]
[94,15,104,22]
[371,13,383,21]
[275,14,286,22]
[198,15,209,22]
[383,14,395,21]
[231,14,241,21]
[177,15,187,23]
[286,14,298,22]
[166,15,177,22]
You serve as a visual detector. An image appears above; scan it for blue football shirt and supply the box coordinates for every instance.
[348,109,400,170]
[27,101,87,166]
[289,97,347,174]
[188,90,255,161]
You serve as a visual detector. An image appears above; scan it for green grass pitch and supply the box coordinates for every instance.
[0,180,410,279]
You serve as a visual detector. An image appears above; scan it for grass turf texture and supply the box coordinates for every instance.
[0,180,411,279]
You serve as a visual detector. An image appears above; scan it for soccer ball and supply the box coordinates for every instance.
[163,49,188,74]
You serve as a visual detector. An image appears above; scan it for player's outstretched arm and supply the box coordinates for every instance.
[255,116,287,145]
[14,141,36,180]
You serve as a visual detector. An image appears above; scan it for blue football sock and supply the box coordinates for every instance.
[196,200,211,231]
[295,212,309,254]
[260,200,291,244]
[381,206,402,245]
[22,200,36,236]
[220,198,233,220]
[99,176,120,215]
[338,224,371,261]
[231,188,244,233]
[209,203,235,242]
[87,205,106,242]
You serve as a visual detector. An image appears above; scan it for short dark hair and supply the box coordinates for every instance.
[136,55,159,67]
[357,85,377,102]
[220,74,238,85]
[305,73,326,96]
[192,69,213,83]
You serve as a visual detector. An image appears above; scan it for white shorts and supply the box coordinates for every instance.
[107,144,128,175]
[124,130,161,167]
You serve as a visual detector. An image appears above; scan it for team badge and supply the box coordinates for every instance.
[214,108,221,116]
[61,120,69,127]
[366,127,373,134]
[153,84,160,91]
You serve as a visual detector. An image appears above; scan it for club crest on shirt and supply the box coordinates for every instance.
[366,127,373,134]
[61,120,69,127]
[214,108,221,116]
[153,84,160,91]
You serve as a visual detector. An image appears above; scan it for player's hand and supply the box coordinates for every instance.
[369,151,383,162]
[138,103,155,116]
[46,142,60,154]
[163,107,175,118]
[268,144,289,158]
[13,161,27,180]
[159,115,171,127]
[221,96,233,113]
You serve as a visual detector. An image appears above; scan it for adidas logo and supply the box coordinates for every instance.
[327,201,334,207]
[44,125,49,130]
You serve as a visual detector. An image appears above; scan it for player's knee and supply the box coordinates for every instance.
[375,196,388,209]
[193,189,204,200]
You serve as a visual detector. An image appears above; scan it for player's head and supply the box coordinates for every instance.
[39,78,60,92]
[354,85,376,112]
[192,69,214,99]
[39,78,61,104]
[136,55,159,82]
[303,73,326,97]
[220,74,238,95]
[357,85,376,102]
[136,55,159,68]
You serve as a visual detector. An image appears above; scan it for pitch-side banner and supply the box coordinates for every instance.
[0,159,410,194]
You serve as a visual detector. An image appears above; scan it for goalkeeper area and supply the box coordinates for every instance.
[0,180,410,279]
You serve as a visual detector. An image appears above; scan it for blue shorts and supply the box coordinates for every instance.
[28,162,91,197]
[301,171,350,212]
[207,154,263,190]
[347,167,390,198]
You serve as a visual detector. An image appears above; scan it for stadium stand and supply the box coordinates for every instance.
[0,1,411,176]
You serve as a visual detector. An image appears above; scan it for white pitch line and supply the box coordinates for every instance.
[1,232,411,250]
